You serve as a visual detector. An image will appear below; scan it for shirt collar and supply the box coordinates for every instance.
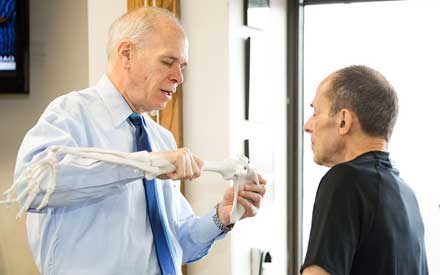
[355,150,390,161]
[95,74,133,128]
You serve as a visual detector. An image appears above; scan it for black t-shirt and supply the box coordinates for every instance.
[301,151,429,275]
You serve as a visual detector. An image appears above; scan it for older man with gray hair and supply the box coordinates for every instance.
[301,65,429,275]
[14,7,266,275]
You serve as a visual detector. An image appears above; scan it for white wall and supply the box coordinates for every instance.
[88,0,126,85]
[181,1,287,274]
[0,1,89,274]
[180,1,232,274]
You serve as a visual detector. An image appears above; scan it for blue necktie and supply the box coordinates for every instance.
[129,113,176,275]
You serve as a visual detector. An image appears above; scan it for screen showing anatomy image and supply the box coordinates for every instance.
[0,0,16,71]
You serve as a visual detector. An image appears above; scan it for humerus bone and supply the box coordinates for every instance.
[0,146,258,223]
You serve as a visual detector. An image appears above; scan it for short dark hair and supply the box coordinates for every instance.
[327,65,399,141]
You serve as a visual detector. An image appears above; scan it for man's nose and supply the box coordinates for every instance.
[170,65,184,85]
[304,117,313,133]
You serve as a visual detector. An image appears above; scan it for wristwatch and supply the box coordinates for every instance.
[213,204,234,233]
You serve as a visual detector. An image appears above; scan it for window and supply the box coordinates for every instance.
[302,1,440,273]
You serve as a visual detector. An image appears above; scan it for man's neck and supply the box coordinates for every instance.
[106,68,137,113]
[342,136,388,164]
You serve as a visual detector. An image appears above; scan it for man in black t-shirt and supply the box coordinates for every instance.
[301,65,429,275]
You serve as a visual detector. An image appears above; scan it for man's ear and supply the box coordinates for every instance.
[117,40,134,68]
[338,108,353,135]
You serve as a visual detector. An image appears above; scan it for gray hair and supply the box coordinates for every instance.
[106,7,183,62]
[327,65,399,141]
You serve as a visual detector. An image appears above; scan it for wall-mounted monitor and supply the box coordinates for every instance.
[0,0,29,94]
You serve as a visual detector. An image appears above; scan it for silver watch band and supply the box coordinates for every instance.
[213,204,234,232]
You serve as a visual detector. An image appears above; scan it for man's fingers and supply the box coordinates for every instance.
[239,190,263,208]
[257,173,267,185]
[184,150,194,180]
[237,197,258,217]
[188,152,201,179]
[238,181,267,209]
[156,148,204,180]
[158,172,178,180]
[191,156,200,180]
[243,182,266,196]
[174,150,186,178]
[194,155,204,171]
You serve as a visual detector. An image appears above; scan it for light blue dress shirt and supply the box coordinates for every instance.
[14,75,225,275]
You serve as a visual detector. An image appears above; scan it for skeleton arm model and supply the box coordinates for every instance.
[0,145,259,223]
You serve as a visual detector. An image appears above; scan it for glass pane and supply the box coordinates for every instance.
[303,1,440,273]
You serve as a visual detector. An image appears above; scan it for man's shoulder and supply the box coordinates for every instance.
[320,160,376,194]
[327,153,381,181]
[45,86,99,116]
[323,162,360,185]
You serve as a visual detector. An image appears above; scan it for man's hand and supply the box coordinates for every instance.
[0,17,7,24]
[151,148,204,181]
[217,174,267,226]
